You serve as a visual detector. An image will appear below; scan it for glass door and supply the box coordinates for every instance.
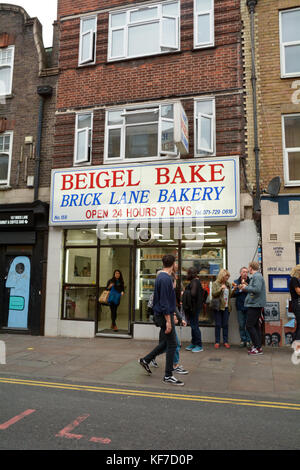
[97,246,132,335]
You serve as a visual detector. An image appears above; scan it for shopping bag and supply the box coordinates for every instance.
[99,289,110,304]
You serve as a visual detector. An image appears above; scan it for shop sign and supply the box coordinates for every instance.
[50,157,240,225]
[0,212,34,228]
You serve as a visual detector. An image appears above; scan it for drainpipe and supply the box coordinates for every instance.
[34,85,53,201]
[247,0,260,213]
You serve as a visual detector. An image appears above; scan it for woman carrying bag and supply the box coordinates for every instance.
[289,265,300,341]
[183,267,204,353]
[211,269,232,349]
[106,270,125,331]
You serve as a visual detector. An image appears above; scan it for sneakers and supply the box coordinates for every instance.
[239,341,246,348]
[192,346,204,353]
[150,359,158,368]
[248,347,263,355]
[112,325,118,331]
[138,358,152,374]
[173,365,189,374]
[224,343,230,349]
[163,376,184,386]
[214,343,220,349]
[185,344,195,351]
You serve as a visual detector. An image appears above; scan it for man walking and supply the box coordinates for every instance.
[241,261,266,355]
[232,267,252,348]
[138,254,184,386]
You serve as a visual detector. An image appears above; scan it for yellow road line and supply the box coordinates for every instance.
[0,377,300,411]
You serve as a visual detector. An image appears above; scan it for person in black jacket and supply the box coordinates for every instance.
[184,267,204,353]
[232,267,252,348]
[289,265,300,341]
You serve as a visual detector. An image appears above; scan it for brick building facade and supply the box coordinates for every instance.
[45,0,258,341]
[242,0,300,346]
[0,4,58,335]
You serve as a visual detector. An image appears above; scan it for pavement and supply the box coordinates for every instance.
[0,334,300,401]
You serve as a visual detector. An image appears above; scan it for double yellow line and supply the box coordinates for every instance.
[0,376,300,411]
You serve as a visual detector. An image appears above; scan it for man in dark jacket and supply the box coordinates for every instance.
[138,254,184,386]
[233,267,252,348]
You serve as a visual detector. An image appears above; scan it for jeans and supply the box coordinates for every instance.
[109,303,118,326]
[214,308,229,344]
[143,314,177,377]
[237,310,251,343]
[189,311,202,347]
[246,307,262,349]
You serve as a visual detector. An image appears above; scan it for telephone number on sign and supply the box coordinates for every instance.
[195,209,234,216]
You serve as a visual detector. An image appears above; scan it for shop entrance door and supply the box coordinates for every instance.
[97,246,133,336]
[1,254,31,329]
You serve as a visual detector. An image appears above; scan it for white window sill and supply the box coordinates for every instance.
[0,185,12,191]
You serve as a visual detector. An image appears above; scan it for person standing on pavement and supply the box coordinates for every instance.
[211,269,232,349]
[289,265,300,341]
[241,261,266,356]
[138,254,184,386]
[232,267,252,348]
[183,267,204,353]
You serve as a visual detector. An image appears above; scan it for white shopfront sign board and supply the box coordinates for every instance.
[50,157,240,225]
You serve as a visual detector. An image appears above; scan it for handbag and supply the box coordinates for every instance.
[210,296,220,311]
[99,289,110,304]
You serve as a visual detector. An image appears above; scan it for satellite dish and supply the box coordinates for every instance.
[267,176,281,197]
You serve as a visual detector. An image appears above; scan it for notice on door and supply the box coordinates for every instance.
[49,157,240,225]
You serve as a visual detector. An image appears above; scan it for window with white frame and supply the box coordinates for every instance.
[0,132,13,186]
[74,113,93,165]
[194,0,214,48]
[0,46,14,96]
[282,114,300,185]
[79,16,97,65]
[108,1,180,61]
[105,104,178,162]
[280,8,300,77]
[195,98,215,155]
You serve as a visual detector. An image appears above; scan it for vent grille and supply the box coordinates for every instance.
[270,234,278,241]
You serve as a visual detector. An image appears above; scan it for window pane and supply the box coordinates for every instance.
[125,110,158,124]
[200,116,212,150]
[65,248,97,284]
[282,10,300,43]
[112,29,124,57]
[128,22,160,56]
[285,116,300,147]
[125,124,158,158]
[76,129,88,161]
[162,104,174,119]
[0,153,9,181]
[82,18,96,33]
[161,120,175,152]
[108,111,123,125]
[288,152,300,181]
[4,136,10,151]
[108,128,121,158]
[197,14,211,44]
[162,17,177,48]
[162,2,179,16]
[196,100,213,115]
[78,114,91,129]
[196,0,213,12]
[130,7,158,23]
[63,286,97,320]
[66,229,98,246]
[0,66,11,94]
[111,12,126,28]
[81,31,93,62]
[285,44,300,74]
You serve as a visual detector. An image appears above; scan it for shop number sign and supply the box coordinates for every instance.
[50,157,240,225]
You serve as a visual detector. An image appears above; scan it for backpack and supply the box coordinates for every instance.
[182,285,192,314]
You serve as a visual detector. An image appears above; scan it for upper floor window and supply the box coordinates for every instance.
[194,98,215,156]
[194,0,214,49]
[74,113,93,165]
[280,8,300,78]
[79,16,97,66]
[282,114,300,185]
[0,46,14,96]
[0,131,13,186]
[108,1,180,61]
[105,103,179,162]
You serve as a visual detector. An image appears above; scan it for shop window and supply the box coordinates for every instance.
[194,0,214,49]
[65,229,98,246]
[79,16,97,66]
[0,131,13,186]
[74,113,93,165]
[0,46,14,96]
[194,98,215,156]
[108,1,180,61]
[282,114,300,185]
[105,104,178,162]
[280,8,300,78]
